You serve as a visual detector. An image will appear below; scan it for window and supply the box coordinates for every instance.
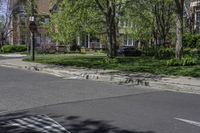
[128,39,133,46]
[44,18,50,24]
[196,6,200,33]
[123,35,134,46]
[123,35,127,46]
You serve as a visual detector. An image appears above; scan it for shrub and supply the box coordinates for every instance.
[184,48,200,57]
[196,39,200,49]
[143,46,157,57]
[166,57,197,66]
[183,33,200,48]
[143,47,174,59]
[1,45,27,53]
[103,57,118,64]
[70,44,81,52]
[156,48,175,59]
[36,46,56,54]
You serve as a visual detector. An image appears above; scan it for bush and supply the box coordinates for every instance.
[183,33,200,48]
[143,46,157,57]
[103,57,118,64]
[166,57,197,66]
[184,48,200,57]
[196,40,200,49]
[70,44,81,52]
[1,45,27,53]
[156,48,175,59]
[36,46,57,54]
[143,46,174,59]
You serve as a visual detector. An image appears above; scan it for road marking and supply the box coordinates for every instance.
[175,118,200,127]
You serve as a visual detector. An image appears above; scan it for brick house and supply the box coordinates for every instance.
[189,0,200,33]
[50,0,136,50]
[8,0,52,47]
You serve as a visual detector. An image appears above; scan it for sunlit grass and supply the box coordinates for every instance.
[24,54,200,77]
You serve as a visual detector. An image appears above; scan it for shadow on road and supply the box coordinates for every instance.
[0,112,155,133]
[52,114,155,133]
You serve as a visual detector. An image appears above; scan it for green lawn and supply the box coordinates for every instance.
[24,54,200,77]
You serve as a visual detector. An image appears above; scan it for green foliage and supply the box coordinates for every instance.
[167,57,197,66]
[156,48,175,59]
[125,0,175,43]
[103,57,119,64]
[183,33,200,48]
[143,47,174,59]
[48,0,104,44]
[25,54,200,77]
[184,48,200,57]
[70,44,81,52]
[1,45,27,53]
[142,46,157,57]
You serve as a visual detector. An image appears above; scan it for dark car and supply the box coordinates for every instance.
[117,47,142,56]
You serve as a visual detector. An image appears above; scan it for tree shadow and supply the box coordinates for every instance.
[54,115,155,133]
[0,112,155,133]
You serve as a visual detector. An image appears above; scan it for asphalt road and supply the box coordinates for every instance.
[0,56,200,133]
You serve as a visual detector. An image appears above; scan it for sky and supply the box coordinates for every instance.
[0,0,8,16]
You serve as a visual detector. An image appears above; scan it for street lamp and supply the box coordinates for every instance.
[29,0,36,61]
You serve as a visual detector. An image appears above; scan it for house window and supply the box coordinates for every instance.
[20,31,27,45]
[44,18,50,24]
[123,35,127,46]
[196,11,200,33]
[123,35,134,46]
[128,39,133,46]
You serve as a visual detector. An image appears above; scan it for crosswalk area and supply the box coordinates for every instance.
[0,115,70,133]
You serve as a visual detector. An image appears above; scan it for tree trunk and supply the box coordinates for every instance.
[106,4,116,58]
[95,0,117,58]
[1,32,4,47]
[107,27,114,58]
[175,0,184,60]
[112,3,117,57]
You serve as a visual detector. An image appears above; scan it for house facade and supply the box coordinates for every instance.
[190,0,200,33]
[50,0,136,50]
[8,0,52,47]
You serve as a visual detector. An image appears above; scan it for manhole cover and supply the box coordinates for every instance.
[0,115,70,133]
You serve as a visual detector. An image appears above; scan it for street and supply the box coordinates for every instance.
[0,57,200,133]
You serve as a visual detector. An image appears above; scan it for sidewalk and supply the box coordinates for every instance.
[0,54,200,94]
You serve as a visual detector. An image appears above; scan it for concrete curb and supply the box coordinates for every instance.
[0,58,200,94]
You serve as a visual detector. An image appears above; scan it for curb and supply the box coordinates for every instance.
[0,59,200,94]
[0,61,151,86]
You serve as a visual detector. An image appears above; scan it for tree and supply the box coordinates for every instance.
[49,0,131,58]
[0,0,38,47]
[175,0,184,60]
[153,0,175,46]
[125,0,175,47]
[0,0,12,47]
[49,0,103,45]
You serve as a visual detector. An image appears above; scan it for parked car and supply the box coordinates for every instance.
[117,47,142,56]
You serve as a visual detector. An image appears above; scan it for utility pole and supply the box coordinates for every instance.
[29,0,36,61]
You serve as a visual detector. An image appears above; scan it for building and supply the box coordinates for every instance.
[50,0,136,50]
[189,0,200,33]
[8,0,52,46]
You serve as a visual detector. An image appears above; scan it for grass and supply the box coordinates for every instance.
[24,54,200,77]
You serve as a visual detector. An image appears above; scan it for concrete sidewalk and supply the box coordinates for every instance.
[0,55,200,94]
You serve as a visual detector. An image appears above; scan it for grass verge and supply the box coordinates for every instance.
[24,54,200,77]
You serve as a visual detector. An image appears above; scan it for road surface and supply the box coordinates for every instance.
[0,56,199,133]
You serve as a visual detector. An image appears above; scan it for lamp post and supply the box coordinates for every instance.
[29,0,36,61]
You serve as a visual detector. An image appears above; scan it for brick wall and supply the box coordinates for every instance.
[36,0,50,13]
[9,0,51,45]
